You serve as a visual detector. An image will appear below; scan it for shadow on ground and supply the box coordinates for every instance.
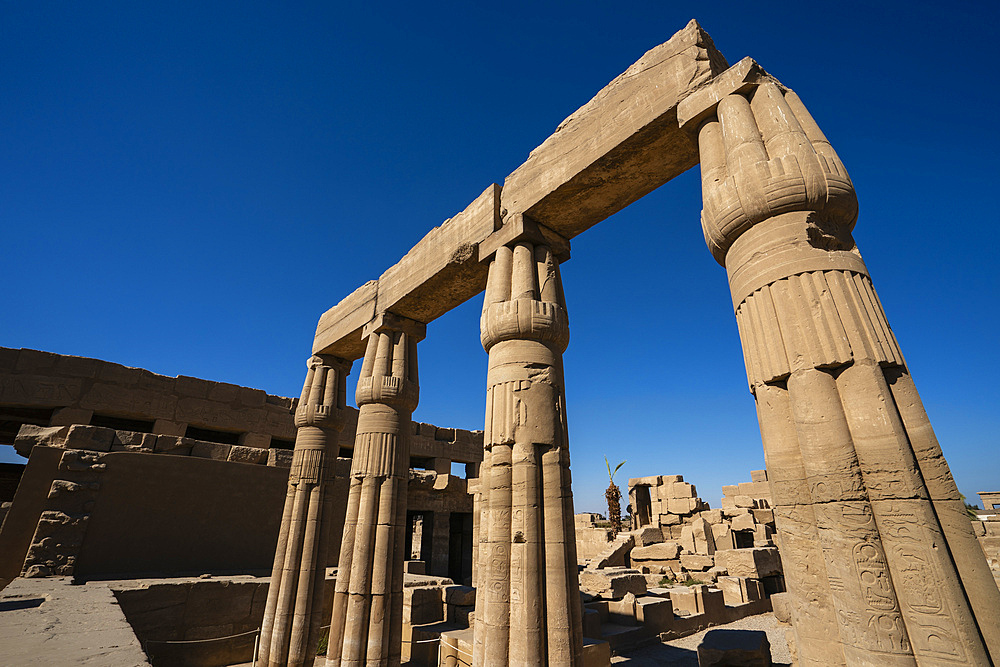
[612,642,791,666]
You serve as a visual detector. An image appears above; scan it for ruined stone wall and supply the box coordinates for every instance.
[0,347,483,468]
[0,348,483,587]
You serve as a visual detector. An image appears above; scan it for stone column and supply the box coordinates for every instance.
[259,354,351,667]
[472,236,584,667]
[695,80,1000,665]
[326,313,424,667]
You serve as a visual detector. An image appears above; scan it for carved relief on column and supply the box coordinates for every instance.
[260,354,351,667]
[472,228,583,667]
[693,76,999,664]
[326,312,423,667]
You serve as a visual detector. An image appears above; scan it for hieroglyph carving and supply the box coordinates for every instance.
[326,315,423,667]
[697,78,999,665]
[472,240,584,667]
[259,355,351,667]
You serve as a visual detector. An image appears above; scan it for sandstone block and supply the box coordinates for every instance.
[699,509,724,524]
[752,508,774,525]
[668,497,699,514]
[698,629,771,666]
[14,424,67,456]
[770,592,792,624]
[680,554,715,571]
[579,568,647,599]
[633,526,664,547]
[404,560,426,574]
[634,596,674,633]
[717,576,765,606]
[403,586,443,624]
[668,482,696,499]
[111,431,156,452]
[750,470,767,483]
[227,445,267,465]
[733,495,755,508]
[191,442,232,461]
[689,516,717,555]
[444,585,475,606]
[716,548,782,579]
[722,485,739,497]
[582,607,602,639]
[49,407,94,426]
[631,541,681,561]
[659,512,681,526]
[731,513,756,532]
[668,584,724,619]
[60,425,114,452]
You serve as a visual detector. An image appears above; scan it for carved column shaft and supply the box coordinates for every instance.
[472,240,583,667]
[260,355,350,667]
[326,314,422,667]
[697,80,998,665]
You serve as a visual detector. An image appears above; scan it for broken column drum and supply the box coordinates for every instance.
[473,241,584,666]
[326,316,423,667]
[259,355,351,667]
[697,81,1000,665]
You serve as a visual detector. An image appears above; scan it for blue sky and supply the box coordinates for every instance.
[2,2,998,513]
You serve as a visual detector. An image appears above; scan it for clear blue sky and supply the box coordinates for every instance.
[2,2,998,513]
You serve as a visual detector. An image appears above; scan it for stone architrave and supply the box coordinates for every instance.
[259,354,351,667]
[472,232,584,666]
[687,73,1000,665]
[325,313,424,667]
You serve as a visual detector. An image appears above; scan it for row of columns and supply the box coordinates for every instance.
[259,233,585,666]
[257,79,999,667]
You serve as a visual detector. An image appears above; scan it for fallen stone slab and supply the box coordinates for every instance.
[697,628,771,666]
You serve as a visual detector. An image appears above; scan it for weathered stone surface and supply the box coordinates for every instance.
[314,186,500,359]
[501,20,727,240]
[0,578,151,666]
[715,548,782,579]
[633,526,664,547]
[697,629,772,666]
[631,541,681,561]
[579,568,647,600]
[680,553,715,571]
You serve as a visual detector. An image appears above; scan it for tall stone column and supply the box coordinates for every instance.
[695,79,1000,665]
[326,313,424,667]
[472,236,584,667]
[260,354,351,667]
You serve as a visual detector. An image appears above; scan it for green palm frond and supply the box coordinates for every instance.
[605,456,626,482]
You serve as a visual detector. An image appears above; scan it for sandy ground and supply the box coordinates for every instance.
[611,612,791,666]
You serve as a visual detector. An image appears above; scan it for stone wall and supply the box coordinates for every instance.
[0,347,483,470]
[0,348,484,588]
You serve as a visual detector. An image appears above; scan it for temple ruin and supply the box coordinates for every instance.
[2,18,999,667]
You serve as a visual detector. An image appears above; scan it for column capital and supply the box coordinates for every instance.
[478,212,570,263]
[677,57,782,133]
[362,311,426,342]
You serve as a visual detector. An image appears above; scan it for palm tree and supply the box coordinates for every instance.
[605,457,626,537]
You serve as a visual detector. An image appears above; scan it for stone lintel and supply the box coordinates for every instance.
[477,213,570,263]
[313,184,499,359]
[677,57,785,132]
[362,312,427,342]
[313,281,378,360]
[313,21,729,359]
[500,19,728,239]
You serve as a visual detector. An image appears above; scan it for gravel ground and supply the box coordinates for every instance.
[611,612,791,666]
